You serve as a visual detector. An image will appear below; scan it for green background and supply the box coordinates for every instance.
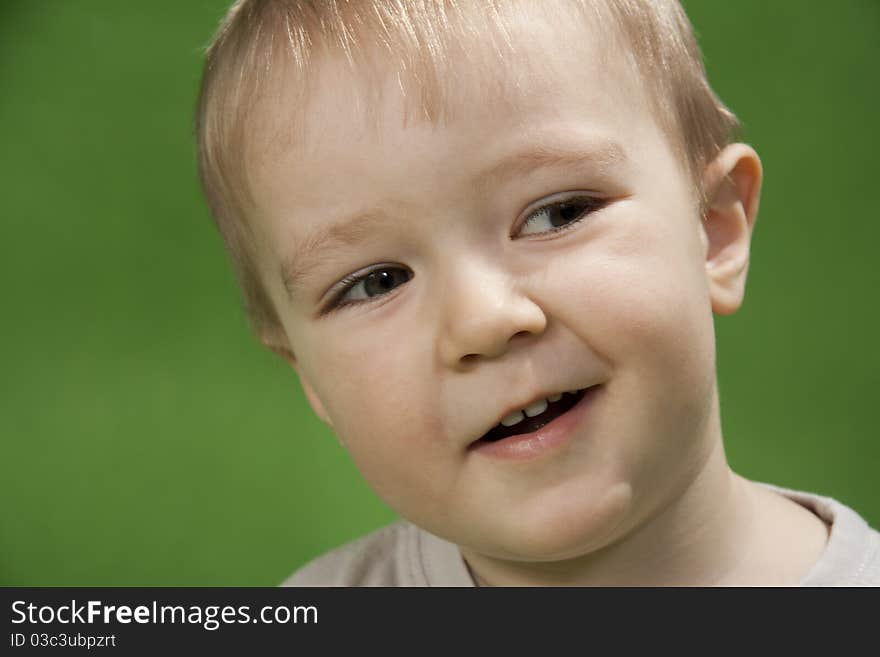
[1,1,877,585]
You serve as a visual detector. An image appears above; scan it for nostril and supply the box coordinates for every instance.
[511,330,532,341]
[461,353,480,365]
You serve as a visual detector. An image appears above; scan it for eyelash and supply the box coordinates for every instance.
[323,194,604,313]
[324,265,412,314]
[514,194,605,238]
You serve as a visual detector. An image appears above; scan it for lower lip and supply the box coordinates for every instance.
[468,385,600,461]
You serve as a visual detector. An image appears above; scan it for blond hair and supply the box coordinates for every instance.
[195,0,740,346]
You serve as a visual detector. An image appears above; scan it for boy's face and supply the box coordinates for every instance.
[251,8,728,561]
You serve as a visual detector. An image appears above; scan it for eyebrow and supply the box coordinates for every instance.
[280,138,629,298]
[476,138,628,195]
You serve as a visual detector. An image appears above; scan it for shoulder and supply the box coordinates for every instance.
[280,520,475,587]
[280,521,424,587]
[760,483,880,586]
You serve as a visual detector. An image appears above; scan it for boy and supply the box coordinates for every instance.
[195,0,879,585]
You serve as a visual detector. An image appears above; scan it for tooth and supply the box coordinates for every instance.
[523,398,549,417]
[500,410,525,426]
[548,393,562,402]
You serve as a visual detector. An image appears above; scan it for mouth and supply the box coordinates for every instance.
[472,387,591,446]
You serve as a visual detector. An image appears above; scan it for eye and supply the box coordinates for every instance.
[329,265,413,310]
[516,195,604,237]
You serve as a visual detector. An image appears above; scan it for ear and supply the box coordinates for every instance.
[700,143,763,315]
[296,372,334,428]
[260,329,334,428]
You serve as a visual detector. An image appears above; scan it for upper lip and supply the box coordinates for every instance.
[471,385,591,444]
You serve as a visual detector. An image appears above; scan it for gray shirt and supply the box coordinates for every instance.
[282,485,880,586]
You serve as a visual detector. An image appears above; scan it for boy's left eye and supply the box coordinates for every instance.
[516,195,604,237]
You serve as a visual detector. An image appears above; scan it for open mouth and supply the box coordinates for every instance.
[476,388,589,444]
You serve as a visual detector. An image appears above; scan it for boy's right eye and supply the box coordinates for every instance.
[328,265,413,310]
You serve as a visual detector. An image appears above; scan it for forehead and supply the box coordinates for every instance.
[250,2,646,170]
[246,2,659,267]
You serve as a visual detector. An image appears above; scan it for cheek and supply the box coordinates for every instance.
[614,256,713,376]
[551,212,717,446]
[567,207,714,375]
[298,324,450,507]
[308,328,425,434]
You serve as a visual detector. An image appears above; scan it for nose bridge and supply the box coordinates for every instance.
[436,255,547,368]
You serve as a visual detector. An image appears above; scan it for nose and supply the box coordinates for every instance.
[436,260,547,369]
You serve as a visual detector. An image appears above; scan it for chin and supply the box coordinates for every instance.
[473,481,635,563]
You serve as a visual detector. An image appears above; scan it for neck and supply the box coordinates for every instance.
[462,388,761,586]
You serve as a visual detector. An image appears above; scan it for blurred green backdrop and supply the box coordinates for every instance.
[1,1,877,585]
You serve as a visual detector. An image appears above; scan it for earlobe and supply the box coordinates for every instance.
[260,324,297,366]
[297,375,334,428]
[700,143,763,315]
[260,328,335,428]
